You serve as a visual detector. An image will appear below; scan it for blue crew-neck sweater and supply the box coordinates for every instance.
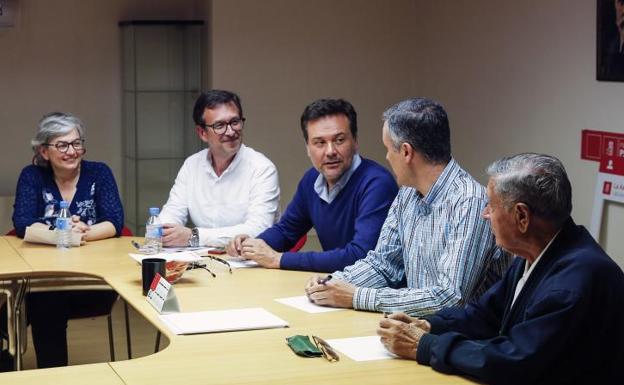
[258,158,398,272]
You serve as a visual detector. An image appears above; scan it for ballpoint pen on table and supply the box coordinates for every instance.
[318,275,332,285]
[130,240,142,250]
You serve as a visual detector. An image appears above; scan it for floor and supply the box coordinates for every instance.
[20,299,167,370]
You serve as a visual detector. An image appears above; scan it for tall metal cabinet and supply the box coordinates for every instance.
[120,20,204,235]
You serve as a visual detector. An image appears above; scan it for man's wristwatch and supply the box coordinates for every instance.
[188,227,200,247]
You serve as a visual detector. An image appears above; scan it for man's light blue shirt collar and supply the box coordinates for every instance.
[415,158,459,215]
[314,154,362,204]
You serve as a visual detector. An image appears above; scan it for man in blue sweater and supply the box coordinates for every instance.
[225,98,398,272]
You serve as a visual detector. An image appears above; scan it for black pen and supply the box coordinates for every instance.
[130,240,141,250]
[319,275,332,285]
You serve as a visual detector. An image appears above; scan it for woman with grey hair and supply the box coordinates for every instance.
[13,112,123,239]
[8,112,123,368]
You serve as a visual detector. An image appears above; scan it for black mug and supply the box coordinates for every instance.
[142,258,166,296]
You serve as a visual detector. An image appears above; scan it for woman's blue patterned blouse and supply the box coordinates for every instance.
[12,160,124,237]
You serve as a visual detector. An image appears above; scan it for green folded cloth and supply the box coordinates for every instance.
[286,335,323,358]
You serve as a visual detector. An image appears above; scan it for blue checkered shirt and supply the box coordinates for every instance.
[332,159,510,316]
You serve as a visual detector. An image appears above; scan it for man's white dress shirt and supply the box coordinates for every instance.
[159,144,280,246]
[511,230,560,307]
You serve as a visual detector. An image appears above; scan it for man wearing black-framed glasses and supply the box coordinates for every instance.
[158,90,279,248]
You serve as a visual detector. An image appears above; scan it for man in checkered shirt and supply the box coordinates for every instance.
[306,97,510,316]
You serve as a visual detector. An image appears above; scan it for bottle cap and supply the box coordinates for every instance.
[60,201,69,209]
[149,207,160,216]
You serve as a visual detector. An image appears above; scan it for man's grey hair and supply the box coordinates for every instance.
[487,153,572,225]
[31,112,85,167]
[382,98,451,164]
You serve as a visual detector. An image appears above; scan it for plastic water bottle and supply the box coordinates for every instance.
[55,200,72,249]
[144,207,163,254]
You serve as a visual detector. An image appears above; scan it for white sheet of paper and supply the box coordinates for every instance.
[227,256,259,268]
[326,336,397,362]
[160,246,212,254]
[158,307,289,335]
[129,251,203,264]
[274,296,343,313]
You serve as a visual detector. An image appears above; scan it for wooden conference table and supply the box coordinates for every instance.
[0,236,474,384]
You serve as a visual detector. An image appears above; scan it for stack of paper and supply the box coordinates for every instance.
[227,256,259,268]
[159,307,289,335]
[275,296,344,313]
[326,336,397,361]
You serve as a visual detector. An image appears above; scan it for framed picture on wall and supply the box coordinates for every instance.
[0,0,18,28]
[597,0,624,81]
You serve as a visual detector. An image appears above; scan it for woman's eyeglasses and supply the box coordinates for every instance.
[43,139,85,153]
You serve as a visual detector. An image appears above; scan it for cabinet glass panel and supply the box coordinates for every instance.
[123,157,136,231]
[122,91,136,158]
[122,27,135,91]
[135,91,185,159]
[184,26,202,91]
[121,21,204,234]
[135,26,184,91]
[183,91,201,153]
[135,158,184,235]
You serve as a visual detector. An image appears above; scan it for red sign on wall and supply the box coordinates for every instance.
[581,129,624,176]
[583,129,624,240]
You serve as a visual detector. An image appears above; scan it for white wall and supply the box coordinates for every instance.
[210,0,624,265]
[210,0,417,205]
[0,0,622,263]
[0,0,203,197]
[409,0,624,265]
